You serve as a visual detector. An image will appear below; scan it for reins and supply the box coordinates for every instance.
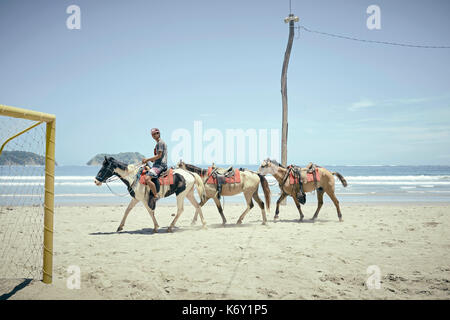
[104,162,146,197]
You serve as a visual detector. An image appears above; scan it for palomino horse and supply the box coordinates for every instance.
[258,159,347,222]
[94,157,207,233]
[177,160,271,225]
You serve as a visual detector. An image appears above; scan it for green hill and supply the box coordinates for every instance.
[87,152,146,165]
[0,150,57,165]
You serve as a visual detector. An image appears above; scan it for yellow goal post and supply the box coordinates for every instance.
[0,104,55,284]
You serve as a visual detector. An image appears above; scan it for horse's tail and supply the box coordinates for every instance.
[333,172,348,187]
[258,174,271,211]
[192,172,207,203]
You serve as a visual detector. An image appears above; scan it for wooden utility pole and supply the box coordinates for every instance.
[280,12,299,204]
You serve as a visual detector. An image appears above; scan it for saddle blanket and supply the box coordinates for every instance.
[139,168,174,185]
[289,168,320,185]
[206,167,241,184]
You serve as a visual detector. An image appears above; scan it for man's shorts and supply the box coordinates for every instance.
[147,164,167,178]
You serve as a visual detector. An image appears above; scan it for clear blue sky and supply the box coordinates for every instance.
[1,0,449,166]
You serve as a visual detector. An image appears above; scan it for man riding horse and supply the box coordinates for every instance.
[141,128,168,200]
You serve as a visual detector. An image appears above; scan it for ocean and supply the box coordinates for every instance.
[1,165,450,205]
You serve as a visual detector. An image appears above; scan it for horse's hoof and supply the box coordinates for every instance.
[262,221,267,226]
[117,226,123,232]
[167,227,173,233]
[236,220,242,225]
[339,218,344,222]
[202,224,207,230]
[190,221,197,226]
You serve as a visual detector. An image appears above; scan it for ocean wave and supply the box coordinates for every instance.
[345,175,450,181]
[1,174,449,181]
[348,181,450,185]
[0,176,96,181]
[0,181,123,186]
[341,165,397,167]
[0,193,117,197]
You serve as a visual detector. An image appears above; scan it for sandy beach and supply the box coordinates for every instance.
[1,202,449,300]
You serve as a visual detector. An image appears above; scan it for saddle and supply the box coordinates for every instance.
[158,168,173,185]
[136,166,173,210]
[305,162,319,188]
[206,164,241,199]
[286,163,321,205]
[138,167,173,189]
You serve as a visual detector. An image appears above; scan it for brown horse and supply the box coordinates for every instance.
[177,160,271,225]
[258,159,347,222]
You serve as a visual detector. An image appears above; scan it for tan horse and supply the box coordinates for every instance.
[177,160,271,225]
[258,159,347,222]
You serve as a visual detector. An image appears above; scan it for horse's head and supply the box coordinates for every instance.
[258,158,278,175]
[94,156,127,186]
[177,159,185,169]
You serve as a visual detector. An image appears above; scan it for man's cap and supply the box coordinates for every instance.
[151,128,160,134]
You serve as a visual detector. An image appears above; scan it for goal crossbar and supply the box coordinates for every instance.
[0,104,56,284]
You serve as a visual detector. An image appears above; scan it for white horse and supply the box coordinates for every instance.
[94,157,207,233]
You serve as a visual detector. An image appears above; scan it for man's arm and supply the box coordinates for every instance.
[142,151,162,164]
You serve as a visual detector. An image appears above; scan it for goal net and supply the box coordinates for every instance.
[0,105,55,284]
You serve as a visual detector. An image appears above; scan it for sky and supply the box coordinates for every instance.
[1,0,449,166]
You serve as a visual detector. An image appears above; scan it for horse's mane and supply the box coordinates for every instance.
[184,163,208,175]
[269,159,285,168]
[108,157,129,171]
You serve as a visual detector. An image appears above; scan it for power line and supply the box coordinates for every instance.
[298,25,450,49]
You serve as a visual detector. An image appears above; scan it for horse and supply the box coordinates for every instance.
[258,159,347,222]
[94,156,207,233]
[177,160,271,225]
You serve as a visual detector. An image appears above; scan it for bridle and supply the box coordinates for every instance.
[97,161,145,197]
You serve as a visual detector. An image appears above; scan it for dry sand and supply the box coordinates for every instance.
[1,202,449,300]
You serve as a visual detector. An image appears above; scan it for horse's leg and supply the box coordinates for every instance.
[292,196,304,221]
[191,196,210,225]
[168,194,185,232]
[312,188,324,220]
[143,201,159,233]
[274,192,288,220]
[325,189,343,222]
[186,190,207,229]
[117,198,139,232]
[252,191,267,225]
[236,190,254,224]
[213,196,227,225]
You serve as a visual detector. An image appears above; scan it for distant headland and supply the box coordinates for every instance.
[86,152,146,166]
[0,150,58,166]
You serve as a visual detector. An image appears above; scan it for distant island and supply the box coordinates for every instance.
[0,150,58,166]
[87,152,146,165]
